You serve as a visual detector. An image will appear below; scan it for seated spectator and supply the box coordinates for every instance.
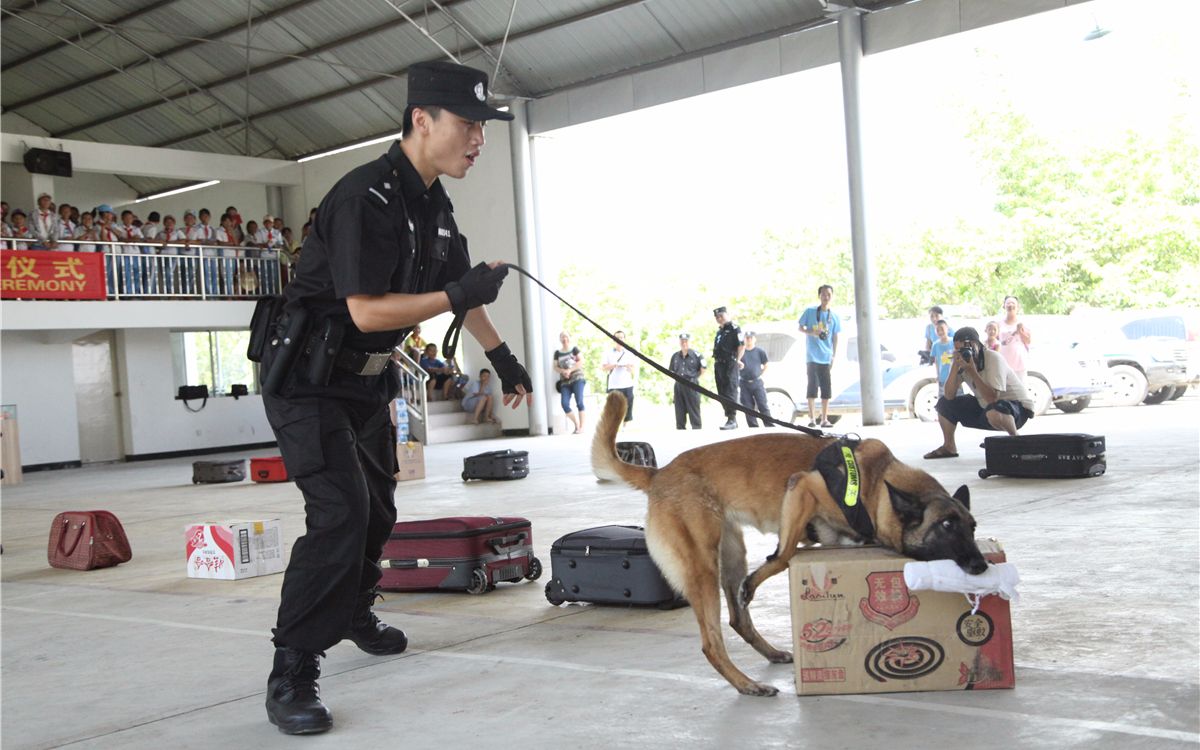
[419,343,457,401]
[461,368,498,425]
[403,324,426,361]
[924,327,1034,460]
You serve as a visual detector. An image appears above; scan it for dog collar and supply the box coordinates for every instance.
[814,437,875,542]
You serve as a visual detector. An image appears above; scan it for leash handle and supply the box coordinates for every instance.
[503,263,828,437]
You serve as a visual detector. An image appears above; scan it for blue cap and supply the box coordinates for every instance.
[97,204,114,214]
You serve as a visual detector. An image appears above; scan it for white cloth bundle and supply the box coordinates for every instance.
[903,560,1021,611]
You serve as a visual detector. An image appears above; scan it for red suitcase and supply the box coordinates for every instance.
[379,516,542,594]
[251,456,289,483]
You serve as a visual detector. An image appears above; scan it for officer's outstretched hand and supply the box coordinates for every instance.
[485,342,533,408]
[444,262,508,316]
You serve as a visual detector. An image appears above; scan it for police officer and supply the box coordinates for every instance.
[711,306,744,430]
[669,332,706,429]
[258,61,531,735]
[738,331,772,427]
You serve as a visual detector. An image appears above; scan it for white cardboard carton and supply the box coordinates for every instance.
[186,519,285,580]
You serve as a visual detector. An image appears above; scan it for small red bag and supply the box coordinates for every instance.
[47,511,133,571]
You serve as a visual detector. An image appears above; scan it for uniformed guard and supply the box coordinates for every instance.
[668,333,706,429]
[712,306,745,430]
[258,60,532,735]
[738,331,772,427]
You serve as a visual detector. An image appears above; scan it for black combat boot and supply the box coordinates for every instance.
[265,647,333,735]
[344,588,408,656]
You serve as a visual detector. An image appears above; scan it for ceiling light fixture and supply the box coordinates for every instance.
[296,132,403,163]
[133,179,221,204]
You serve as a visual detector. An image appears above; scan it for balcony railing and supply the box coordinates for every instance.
[1,237,286,300]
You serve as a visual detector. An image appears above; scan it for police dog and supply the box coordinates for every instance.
[592,392,986,697]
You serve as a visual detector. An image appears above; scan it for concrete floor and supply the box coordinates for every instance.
[2,397,1198,749]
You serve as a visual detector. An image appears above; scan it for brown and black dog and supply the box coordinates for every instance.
[592,392,987,697]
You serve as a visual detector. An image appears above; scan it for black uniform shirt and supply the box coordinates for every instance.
[740,347,768,380]
[713,322,743,362]
[669,350,706,381]
[285,140,471,351]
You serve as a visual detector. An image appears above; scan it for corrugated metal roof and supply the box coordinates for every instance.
[1,0,1038,195]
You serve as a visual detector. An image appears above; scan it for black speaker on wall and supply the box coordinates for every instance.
[23,148,73,178]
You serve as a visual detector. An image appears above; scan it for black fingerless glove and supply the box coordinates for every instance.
[485,342,532,396]
[444,262,508,316]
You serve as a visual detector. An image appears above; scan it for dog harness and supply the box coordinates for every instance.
[813,437,875,542]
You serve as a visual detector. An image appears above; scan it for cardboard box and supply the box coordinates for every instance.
[788,539,1013,695]
[186,519,285,580]
[396,440,425,481]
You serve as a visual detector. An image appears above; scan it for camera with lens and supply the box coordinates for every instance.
[818,331,828,341]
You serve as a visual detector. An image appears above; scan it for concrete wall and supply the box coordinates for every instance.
[0,331,82,466]
[118,329,272,457]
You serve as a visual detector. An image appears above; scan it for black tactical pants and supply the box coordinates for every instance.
[262,350,400,653]
[738,377,770,427]
[674,380,702,429]
[714,359,739,420]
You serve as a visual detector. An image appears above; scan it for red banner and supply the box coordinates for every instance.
[1,250,107,300]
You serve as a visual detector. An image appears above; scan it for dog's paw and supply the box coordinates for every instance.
[738,681,779,697]
[767,651,793,665]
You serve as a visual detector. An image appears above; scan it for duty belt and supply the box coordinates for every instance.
[335,348,392,376]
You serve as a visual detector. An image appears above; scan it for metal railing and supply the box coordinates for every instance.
[392,348,430,444]
[2,237,288,299]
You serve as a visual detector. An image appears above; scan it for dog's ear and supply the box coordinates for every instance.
[953,484,970,511]
[886,482,925,527]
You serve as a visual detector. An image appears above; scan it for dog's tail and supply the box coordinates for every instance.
[591,391,656,491]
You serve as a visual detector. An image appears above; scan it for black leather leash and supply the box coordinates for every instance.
[500,263,830,438]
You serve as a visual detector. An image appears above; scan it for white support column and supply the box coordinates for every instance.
[508,101,549,436]
[836,7,885,425]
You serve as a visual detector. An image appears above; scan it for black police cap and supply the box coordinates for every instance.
[407,61,514,122]
[713,306,727,316]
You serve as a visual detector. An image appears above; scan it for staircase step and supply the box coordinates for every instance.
[427,421,502,445]
[426,399,463,415]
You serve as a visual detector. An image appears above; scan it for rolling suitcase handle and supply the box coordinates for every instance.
[487,531,529,554]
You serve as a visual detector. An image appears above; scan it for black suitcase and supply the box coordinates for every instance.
[978,433,1106,479]
[192,459,246,484]
[462,449,529,481]
[544,525,687,609]
[616,441,657,468]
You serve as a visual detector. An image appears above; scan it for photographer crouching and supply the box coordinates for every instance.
[923,326,1035,460]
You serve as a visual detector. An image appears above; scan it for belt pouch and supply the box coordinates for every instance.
[306,317,344,385]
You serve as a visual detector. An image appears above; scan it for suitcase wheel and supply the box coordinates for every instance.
[466,568,489,595]
[978,469,990,479]
[525,557,543,581]
[544,580,565,606]
[462,472,469,481]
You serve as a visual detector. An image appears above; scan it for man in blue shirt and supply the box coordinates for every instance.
[797,284,841,427]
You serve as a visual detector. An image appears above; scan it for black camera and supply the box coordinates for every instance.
[818,331,828,341]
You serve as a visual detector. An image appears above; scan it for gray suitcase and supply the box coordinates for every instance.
[192,459,246,484]
[544,525,687,608]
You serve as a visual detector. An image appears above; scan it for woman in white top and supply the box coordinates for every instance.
[601,330,637,423]
[998,295,1032,383]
